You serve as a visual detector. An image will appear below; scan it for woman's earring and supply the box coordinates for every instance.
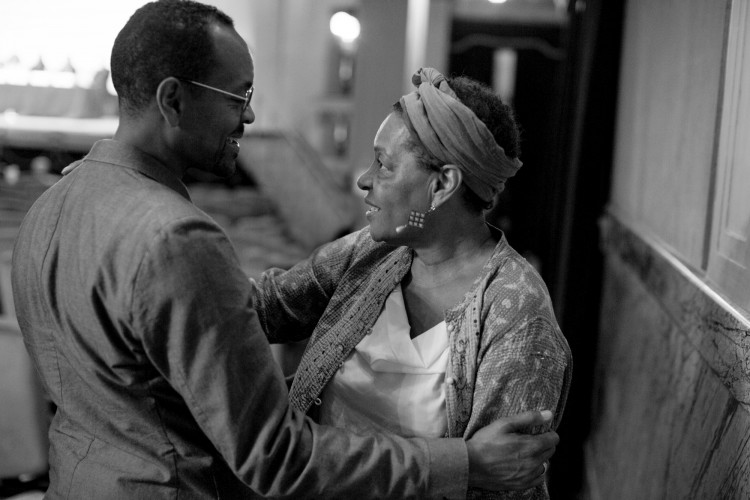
[407,204,436,229]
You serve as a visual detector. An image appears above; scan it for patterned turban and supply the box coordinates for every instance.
[398,67,522,202]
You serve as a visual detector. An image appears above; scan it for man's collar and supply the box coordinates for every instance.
[85,139,191,201]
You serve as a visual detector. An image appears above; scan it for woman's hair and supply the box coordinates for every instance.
[111,0,234,117]
[394,75,522,213]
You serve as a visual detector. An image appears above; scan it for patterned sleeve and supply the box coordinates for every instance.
[466,264,572,500]
[249,229,367,343]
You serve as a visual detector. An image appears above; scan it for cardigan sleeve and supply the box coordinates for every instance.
[249,229,367,343]
[464,268,572,499]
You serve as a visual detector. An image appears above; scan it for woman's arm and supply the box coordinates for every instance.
[472,316,571,433]
[464,274,572,499]
[248,228,368,343]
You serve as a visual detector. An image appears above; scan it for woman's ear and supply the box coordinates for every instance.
[431,164,463,207]
[156,77,183,126]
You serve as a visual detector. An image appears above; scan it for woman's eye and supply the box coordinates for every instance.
[371,157,390,174]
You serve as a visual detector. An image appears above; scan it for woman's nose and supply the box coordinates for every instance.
[356,160,376,191]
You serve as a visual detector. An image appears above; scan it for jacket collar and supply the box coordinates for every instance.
[85,139,191,201]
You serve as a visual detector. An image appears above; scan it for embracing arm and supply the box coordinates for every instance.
[466,409,559,491]
[134,217,576,498]
[134,218,571,498]
[248,229,368,344]
[133,218,474,498]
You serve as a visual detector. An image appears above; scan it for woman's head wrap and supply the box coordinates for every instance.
[398,67,522,203]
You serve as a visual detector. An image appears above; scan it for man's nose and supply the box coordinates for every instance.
[242,105,255,125]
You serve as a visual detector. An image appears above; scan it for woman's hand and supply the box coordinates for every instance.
[61,159,84,175]
[465,410,557,491]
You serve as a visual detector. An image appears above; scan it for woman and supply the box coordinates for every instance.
[252,68,572,498]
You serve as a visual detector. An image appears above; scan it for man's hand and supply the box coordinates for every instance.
[465,410,558,491]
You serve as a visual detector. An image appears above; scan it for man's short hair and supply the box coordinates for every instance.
[111,0,234,116]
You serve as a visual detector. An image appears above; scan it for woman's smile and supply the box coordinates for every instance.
[365,204,381,218]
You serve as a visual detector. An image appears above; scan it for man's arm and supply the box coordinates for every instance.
[134,217,451,498]
[135,217,558,498]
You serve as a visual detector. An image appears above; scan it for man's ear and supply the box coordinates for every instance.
[431,164,463,207]
[156,77,183,126]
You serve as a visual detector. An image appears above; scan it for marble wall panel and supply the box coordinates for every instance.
[599,216,750,407]
[585,215,750,499]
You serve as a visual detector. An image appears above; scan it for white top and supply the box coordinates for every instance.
[319,285,449,438]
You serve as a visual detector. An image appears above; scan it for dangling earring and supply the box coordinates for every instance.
[407,203,436,228]
[396,204,436,233]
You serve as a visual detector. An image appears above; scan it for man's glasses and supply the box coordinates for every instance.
[179,78,253,113]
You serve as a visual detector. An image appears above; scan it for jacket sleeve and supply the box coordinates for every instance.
[132,217,469,499]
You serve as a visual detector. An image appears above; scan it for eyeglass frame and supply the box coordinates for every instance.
[177,78,253,113]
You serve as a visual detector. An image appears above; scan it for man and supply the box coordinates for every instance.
[11,1,558,498]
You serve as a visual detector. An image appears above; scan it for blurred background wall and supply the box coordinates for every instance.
[1,0,749,498]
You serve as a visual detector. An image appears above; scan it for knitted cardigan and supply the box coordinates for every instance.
[252,226,572,499]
